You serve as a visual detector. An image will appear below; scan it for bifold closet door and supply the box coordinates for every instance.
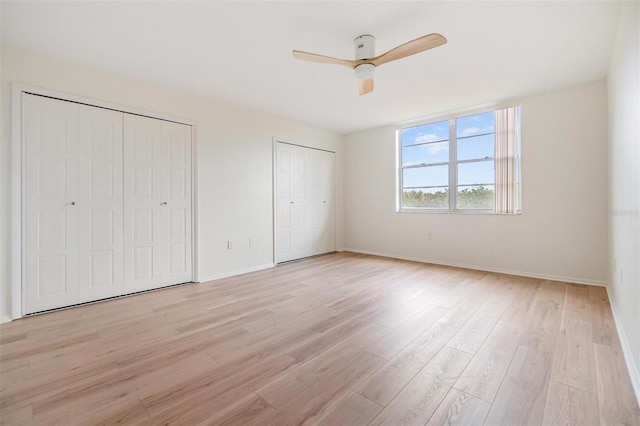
[308,149,336,256]
[23,95,125,313]
[24,94,80,313]
[123,114,192,293]
[77,106,125,303]
[275,142,335,263]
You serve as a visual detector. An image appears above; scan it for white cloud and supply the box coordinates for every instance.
[458,125,495,137]
[427,144,448,155]
[459,127,480,137]
[415,133,440,143]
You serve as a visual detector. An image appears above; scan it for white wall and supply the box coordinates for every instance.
[607,1,640,400]
[344,80,608,285]
[0,43,345,321]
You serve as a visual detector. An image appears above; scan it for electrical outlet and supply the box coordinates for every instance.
[427,232,433,240]
[227,241,233,249]
[249,238,254,247]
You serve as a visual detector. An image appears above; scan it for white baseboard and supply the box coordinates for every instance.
[0,315,12,324]
[198,263,275,283]
[606,287,640,407]
[342,248,607,287]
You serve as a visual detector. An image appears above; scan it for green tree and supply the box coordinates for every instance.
[457,186,494,209]
[403,186,494,209]
[403,189,449,208]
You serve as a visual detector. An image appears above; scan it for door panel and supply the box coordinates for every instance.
[310,150,336,255]
[124,115,192,292]
[275,142,335,263]
[78,105,124,302]
[24,94,79,314]
[164,122,192,285]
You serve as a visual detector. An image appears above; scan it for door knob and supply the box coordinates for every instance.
[290,201,294,204]
[161,202,168,205]
[67,201,76,206]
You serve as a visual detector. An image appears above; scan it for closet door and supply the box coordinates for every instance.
[164,121,193,285]
[23,94,80,314]
[77,105,124,303]
[123,115,192,293]
[275,142,335,263]
[276,143,309,263]
[309,149,336,256]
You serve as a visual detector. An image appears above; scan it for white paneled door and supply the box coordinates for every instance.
[275,142,335,263]
[78,105,125,303]
[124,115,192,293]
[23,93,193,314]
[24,94,80,313]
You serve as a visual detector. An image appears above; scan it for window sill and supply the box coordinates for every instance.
[397,209,522,215]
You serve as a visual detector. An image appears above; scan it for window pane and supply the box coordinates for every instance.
[456,111,494,138]
[457,185,495,209]
[457,133,494,161]
[403,188,449,208]
[401,120,448,147]
[402,141,449,166]
[403,165,448,188]
[457,161,494,185]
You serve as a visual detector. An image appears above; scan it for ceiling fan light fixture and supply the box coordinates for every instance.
[354,63,375,80]
[292,33,447,95]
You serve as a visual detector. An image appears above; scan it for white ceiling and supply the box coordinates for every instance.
[1,1,622,134]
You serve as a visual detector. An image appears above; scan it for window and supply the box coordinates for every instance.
[398,106,521,214]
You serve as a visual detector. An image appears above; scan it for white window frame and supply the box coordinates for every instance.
[396,104,521,214]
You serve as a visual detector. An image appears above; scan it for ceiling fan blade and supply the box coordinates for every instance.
[359,78,374,96]
[370,33,447,67]
[292,50,359,69]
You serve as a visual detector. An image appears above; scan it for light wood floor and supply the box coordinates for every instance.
[1,252,639,425]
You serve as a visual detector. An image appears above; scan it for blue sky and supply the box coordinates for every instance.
[402,111,495,188]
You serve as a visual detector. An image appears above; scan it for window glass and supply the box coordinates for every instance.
[403,165,449,188]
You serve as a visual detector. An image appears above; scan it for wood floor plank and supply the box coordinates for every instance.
[591,299,621,347]
[196,393,276,426]
[145,353,298,423]
[256,325,389,409]
[484,345,552,425]
[316,391,383,426]
[563,283,592,321]
[437,282,495,329]
[369,346,472,426]
[551,309,597,393]
[365,304,450,360]
[285,310,387,363]
[519,298,563,354]
[594,343,640,425]
[453,320,524,403]
[541,380,599,425]
[446,291,511,355]
[0,252,638,425]
[499,277,540,324]
[426,388,491,426]
[257,351,385,425]
[357,322,458,406]
[0,402,33,425]
[537,279,567,305]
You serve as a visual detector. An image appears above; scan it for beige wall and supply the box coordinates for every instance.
[0,43,345,321]
[607,1,640,400]
[344,80,609,285]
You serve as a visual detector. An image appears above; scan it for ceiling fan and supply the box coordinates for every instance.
[292,33,447,96]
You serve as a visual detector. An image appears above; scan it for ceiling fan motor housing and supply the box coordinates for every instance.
[354,35,376,80]
[354,35,375,60]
